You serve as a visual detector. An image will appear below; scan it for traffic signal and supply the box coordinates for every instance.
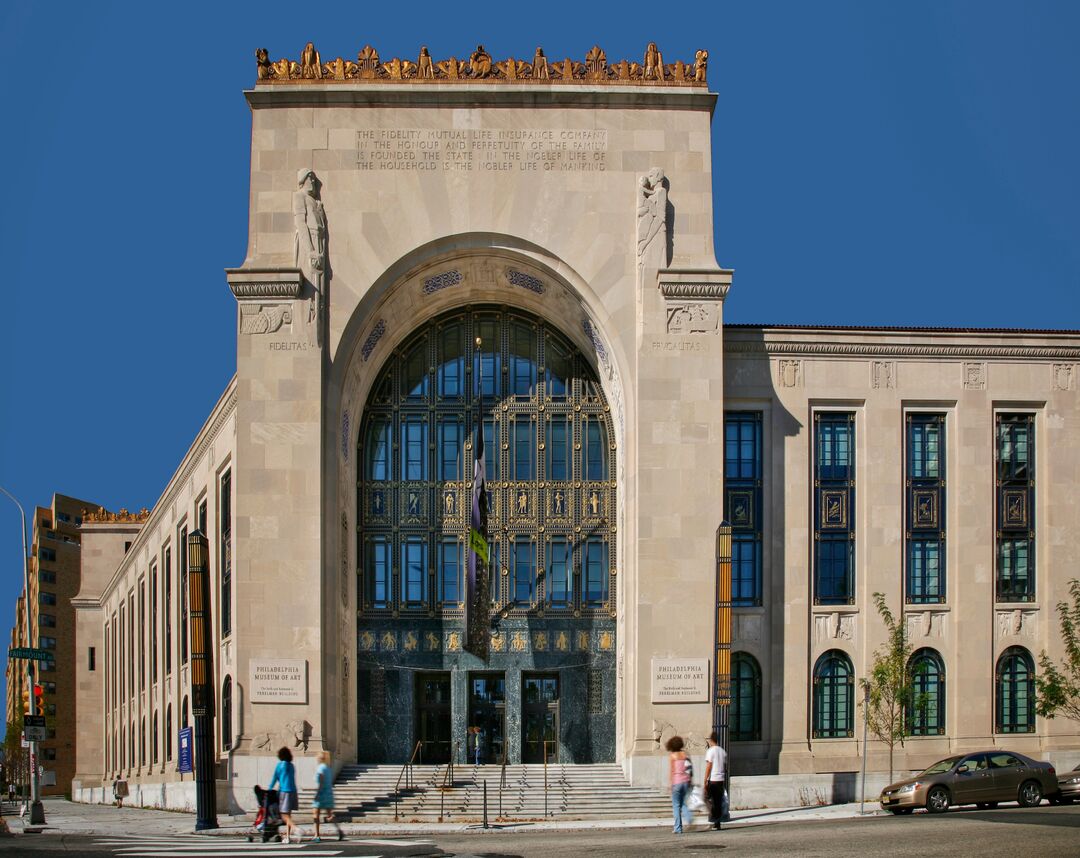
[21,687,30,715]
[22,684,43,714]
[34,683,44,711]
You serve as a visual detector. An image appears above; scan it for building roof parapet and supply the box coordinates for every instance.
[81,507,150,524]
[254,41,708,88]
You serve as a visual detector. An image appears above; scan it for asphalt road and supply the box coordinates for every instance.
[2,804,1079,857]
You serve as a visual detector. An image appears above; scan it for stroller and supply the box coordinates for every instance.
[247,785,283,843]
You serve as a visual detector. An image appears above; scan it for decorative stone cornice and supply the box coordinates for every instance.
[82,507,150,524]
[724,341,1080,360]
[226,268,304,299]
[255,42,708,87]
[657,267,733,301]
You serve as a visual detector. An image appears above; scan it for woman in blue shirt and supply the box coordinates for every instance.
[268,746,301,843]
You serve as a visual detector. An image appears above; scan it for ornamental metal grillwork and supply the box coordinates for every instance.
[724,412,763,607]
[995,414,1035,603]
[358,306,616,620]
[906,414,946,604]
[813,413,855,606]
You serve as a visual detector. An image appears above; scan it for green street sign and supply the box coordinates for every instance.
[8,647,51,661]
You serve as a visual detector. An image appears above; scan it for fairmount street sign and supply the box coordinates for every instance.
[8,647,51,661]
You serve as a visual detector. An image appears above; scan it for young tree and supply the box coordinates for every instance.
[860,592,924,784]
[1036,578,1080,724]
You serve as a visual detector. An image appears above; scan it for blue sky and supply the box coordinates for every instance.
[1,2,1078,716]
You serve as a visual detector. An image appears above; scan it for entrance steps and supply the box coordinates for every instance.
[298,762,672,821]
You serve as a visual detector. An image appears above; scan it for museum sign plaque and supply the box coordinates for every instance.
[250,658,308,703]
[651,658,710,703]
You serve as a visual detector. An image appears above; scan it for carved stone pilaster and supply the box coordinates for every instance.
[656,268,733,336]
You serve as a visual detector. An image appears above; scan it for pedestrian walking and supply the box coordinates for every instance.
[704,731,727,830]
[667,735,693,834]
[268,746,301,844]
[310,750,343,843]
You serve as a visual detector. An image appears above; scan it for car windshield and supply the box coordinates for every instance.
[919,756,963,776]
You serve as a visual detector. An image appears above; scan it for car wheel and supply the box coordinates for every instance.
[1018,780,1043,808]
[975,802,998,810]
[926,786,950,814]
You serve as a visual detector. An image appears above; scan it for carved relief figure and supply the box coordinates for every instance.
[300,42,322,79]
[469,44,492,78]
[643,42,664,81]
[293,168,327,338]
[444,491,455,515]
[553,490,565,515]
[532,47,549,79]
[636,168,668,269]
[517,490,528,515]
[417,46,434,79]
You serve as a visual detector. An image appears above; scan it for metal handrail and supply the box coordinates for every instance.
[498,747,508,818]
[543,739,552,817]
[438,740,461,821]
[393,740,423,821]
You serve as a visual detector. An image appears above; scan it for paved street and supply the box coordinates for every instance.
[1,798,1079,857]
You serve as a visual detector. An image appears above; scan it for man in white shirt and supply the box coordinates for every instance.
[703,731,727,830]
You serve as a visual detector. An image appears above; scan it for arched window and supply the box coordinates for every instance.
[153,711,159,764]
[221,676,233,751]
[166,705,173,762]
[140,715,147,766]
[129,721,134,769]
[813,650,854,738]
[996,646,1035,733]
[182,695,189,730]
[907,649,945,735]
[731,652,762,741]
[359,307,616,620]
[121,725,126,771]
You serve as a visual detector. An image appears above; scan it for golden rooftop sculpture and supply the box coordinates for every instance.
[255,42,707,86]
[82,506,151,524]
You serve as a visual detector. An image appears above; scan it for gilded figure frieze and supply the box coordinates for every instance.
[255,42,708,86]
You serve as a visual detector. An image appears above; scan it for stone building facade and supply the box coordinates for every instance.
[70,42,1080,808]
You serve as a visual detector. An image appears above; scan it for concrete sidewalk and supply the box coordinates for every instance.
[1,795,885,837]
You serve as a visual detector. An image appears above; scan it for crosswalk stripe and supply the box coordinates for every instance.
[116,853,350,857]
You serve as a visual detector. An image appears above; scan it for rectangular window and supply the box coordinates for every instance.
[39,636,56,649]
[438,324,465,399]
[546,339,571,399]
[139,580,145,691]
[57,512,71,523]
[198,500,208,534]
[39,592,57,606]
[164,548,174,672]
[438,538,462,604]
[583,539,609,606]
[583,418,606,481]
[41,658,55,673]
[814,412,855,605]
[364,536,391,609]
[512,418,536,480]
[366,418,391,481]
[402,538,428,606]
[509,322,536,397]
[151,564,158,682]
[474,317,501,398]
[38,547,56,562]
[546,537,571,608]
[402,419,429,481]
[996,414,1035,602]
[483,418,499,481]
[546,418,571,481]
[220,470,232,638]
[437,420,464,481]
[39,613,56,627]
[39,570,56,585]
[906,414,946,604]
[89,646,96,671]
[512,540,536,605]
[179,525,189,664]
[725,412,763,606]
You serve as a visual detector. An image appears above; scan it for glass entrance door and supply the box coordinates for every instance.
[468,674,505,765]
[415,673,451,764]
[522,673,559,763]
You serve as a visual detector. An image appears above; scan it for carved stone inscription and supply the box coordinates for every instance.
[250,659,308,703]
[356,129,608,172]
[651,657,709,703]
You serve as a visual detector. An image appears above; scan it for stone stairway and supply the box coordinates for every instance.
[298,762,672,821]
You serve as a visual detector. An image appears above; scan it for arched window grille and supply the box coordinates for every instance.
[182,695,189,730]
[358,306,616,619]
[731,652,762,741]
[222,676,233,751]
[996,646,1035,733]
[140,715,146,766]
[813,650,854,738]
[907,648,945,735]
[152,711,159,764]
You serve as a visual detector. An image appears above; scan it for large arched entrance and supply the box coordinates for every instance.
[355,305,617,764]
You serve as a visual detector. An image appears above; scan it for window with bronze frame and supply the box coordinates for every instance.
[814,413,855,605]
[996,414,1035,602]
[813,650,854,738]
[906,414,946,604]
[907,648,945,736]
[995,646,1035,734]
[731,652,762,741]
[725,412,763,606]
[358,307,616,619]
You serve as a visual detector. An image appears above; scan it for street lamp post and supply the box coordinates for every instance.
[185,529,218,831]
[0,485,45,825]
